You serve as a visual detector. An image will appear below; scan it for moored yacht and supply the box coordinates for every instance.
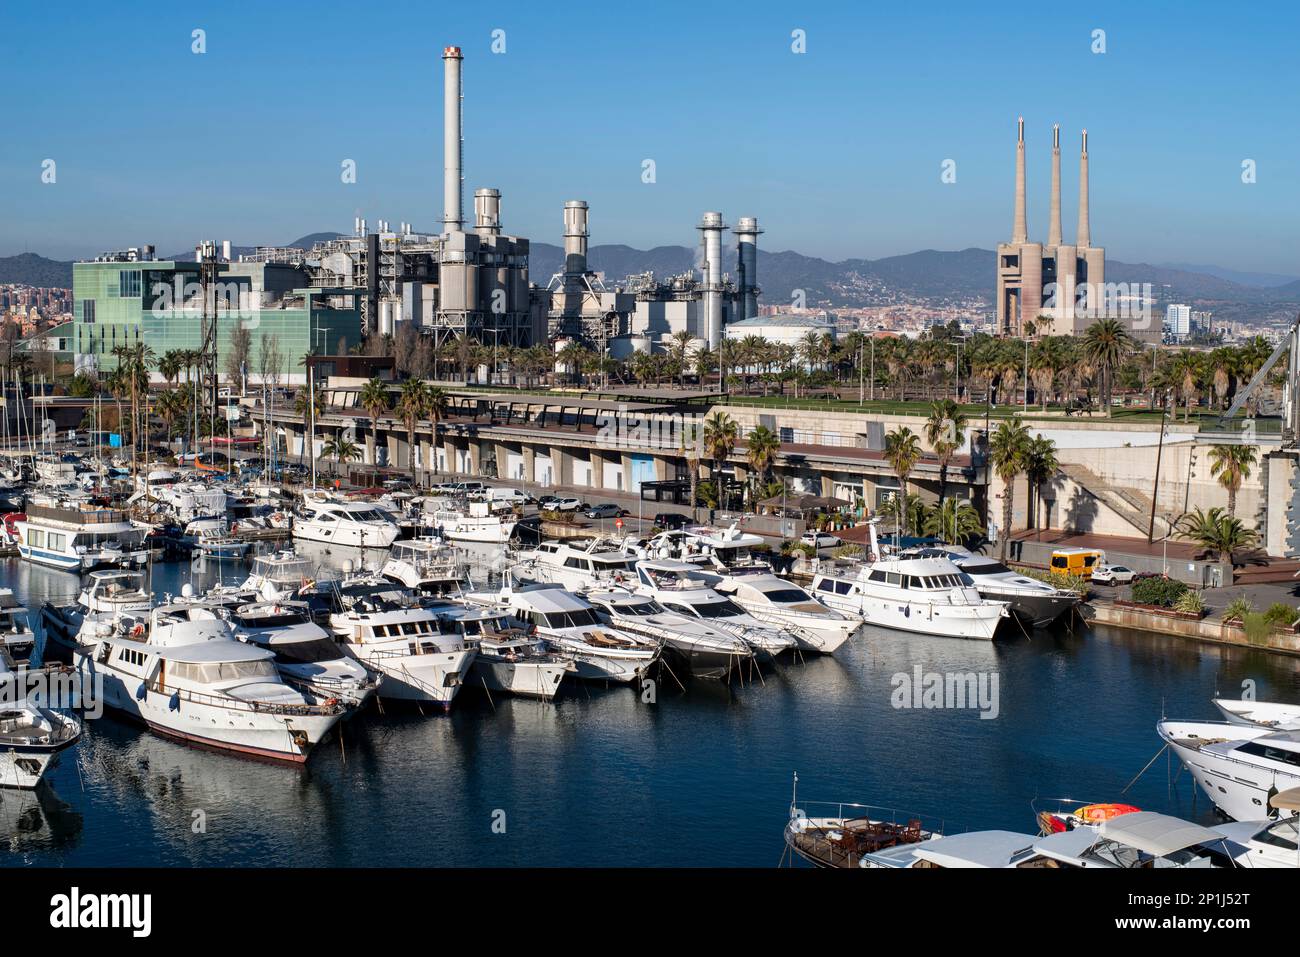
[903,546,1080,629]
[810,548,1007,641]
[1213,697,1300,730]
[585,588,753,680]
[432,602,572,700]
[228,600,380,708]
[241,550,320,602]
[15,497,150,572]
[380,538,468,595]
[710,573,861,654]
[72,603,346,763]
[41,569,153,652]
[468,581,660,683]
[292,492,399,549]
[1211,788,1300,868]
[0,660,82,788]
[322,577,476,707]
[431,500,516,544]
[1158,718,1300,821]
[633,560,796,659]
[641,523,772,575]
[512,537,639,591]
[0,588,36,666]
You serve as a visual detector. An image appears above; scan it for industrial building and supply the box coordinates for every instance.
[995,119,1108,337]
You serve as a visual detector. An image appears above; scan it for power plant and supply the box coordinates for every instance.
[995,118,1107,337]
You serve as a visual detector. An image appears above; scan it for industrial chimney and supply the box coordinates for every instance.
[442,46,464,233]
[563,200,589,276]
[475,188,501,236]
[733,216,762,320]
[697,211,726,349]
[1077,129,1091,248]
[1012,116,1027,245]
[1047,124,1062,250]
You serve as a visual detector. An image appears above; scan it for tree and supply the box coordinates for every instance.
[357,377,391,467]
[225,324,253,390]
[111,342,155,459]
[669,330,695,388]
[1024,435,1060,532]
[1207,444,1257,518]
[397,378,431,482]
[989,417,1032,561]
[924,399,967,513]
[256,334,284,390]
[883,425,922,543]
[322,434,361,467]
[702,411,738,512]
[744,424,780,512]
[922,498,984,545]
[1177,506,1258,564]
[1082,319,1135,415]
[426,386,448,474]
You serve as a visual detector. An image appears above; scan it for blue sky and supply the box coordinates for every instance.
[2,1,1298,273]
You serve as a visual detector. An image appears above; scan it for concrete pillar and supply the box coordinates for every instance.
[551,446,572,487]
[443,438,457,475]
[468,441,481,476]
[522,447,536,485]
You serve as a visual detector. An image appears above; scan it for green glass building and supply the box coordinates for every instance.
[73,258,362,379]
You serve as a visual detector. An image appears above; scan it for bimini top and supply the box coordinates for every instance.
[138,639,276,665]
[1271,787,1300,812]
[1098,812,1226,857]
[911,831,1040,869]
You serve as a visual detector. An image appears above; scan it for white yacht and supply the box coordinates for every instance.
[1026,812,1245,868]
[1158,719,1300,821]
[41,569,153,651]
[468,582,660,683]
[513,537,639,591]
[148,480,230,524]
[15,497,150,572]
[1213,697,1300,730]
[292,492,399,549]
[227,600,380,708]
[241,550,320,601]
[1212,788,1300,868]
[859,830,1049,869]
[380,538,468,595]
[809,534,1007,641]
[633,560,796,659]
[432,602,572,700]
[642,523,772,574]
[711,573,862,654]
[431,500,516,544]
[323,578,476,707]
[904,547,1080,629]
[0,660,82,788]
[584,588,753,680]
[73,603,347,763]
[0,588,36,666]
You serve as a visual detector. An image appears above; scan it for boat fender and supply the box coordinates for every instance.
[131,623,146,638]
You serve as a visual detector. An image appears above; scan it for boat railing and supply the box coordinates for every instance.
[734,605,831,645]
[142,678,347,717]
[792,800,947,836]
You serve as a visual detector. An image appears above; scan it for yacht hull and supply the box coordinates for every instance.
[825,593,1005,641]
[293,524,398,549]
[471,657,568,700]
[980,588,1079,629]
[1158,720,1300,821]
[0,744,73,789]
[662,643,748,680]
[360,648,476,706]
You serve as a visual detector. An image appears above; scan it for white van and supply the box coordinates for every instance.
[485,487,531,506]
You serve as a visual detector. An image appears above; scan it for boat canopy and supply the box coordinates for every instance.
[1098,812,1226,857]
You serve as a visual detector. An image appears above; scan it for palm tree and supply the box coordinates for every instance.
[989,417,1032,561]
[1024,435,1060,532]
[744,425,781,512]
[924,399,967,513]
[702,412,738,512]
[322,434,361,469]
[397,378,431,482]
[669,330,695,388]
[357,377,391,466]
[111,342,155,458]
[1207,444,1257,518]
[1177,506,1258,564]
[922,498,984,546]
[883,425,922,543]
[1082,319,1134,416]
[426,386,448,474]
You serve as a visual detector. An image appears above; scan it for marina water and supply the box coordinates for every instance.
[2,543,1298,867]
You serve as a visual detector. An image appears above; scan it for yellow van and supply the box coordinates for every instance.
[1049,548,1106,578]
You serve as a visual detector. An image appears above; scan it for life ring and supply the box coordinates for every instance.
[131,623,146,638]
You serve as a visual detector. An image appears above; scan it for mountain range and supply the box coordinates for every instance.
[5,235,1299,322]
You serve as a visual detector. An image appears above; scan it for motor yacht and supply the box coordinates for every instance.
[72,603,346,763]
[584,587,753,680]
[632,560,796,659]
[432,602,572,700]
[904,546,1080,629]
[710,573,861,654]
[241,550,320,601]
[321,577,476,707]
[1213,697,1300,730]
[431,500,516,544]
[512,537,639,591]
[641,523,772,575]
[41,569,153,652]
[292,492,399,549]
[1211,787,1300,868]
[467,581,660,683]
[1027,811,1246,868]
[227,600,380,708]
[0,659,82,788]
[1158,719,1300,820]
[15,496,150,572]
[0,588,36,666]
[380,538,468,595]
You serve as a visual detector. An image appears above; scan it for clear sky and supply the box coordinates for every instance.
[2,1,1297,273]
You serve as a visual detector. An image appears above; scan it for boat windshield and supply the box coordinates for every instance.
[614,599,665,617]
[757,586,814,603]
[270,638,346,664]
[345,509,388,522]
[692,598,745,619]
[961,562,1012,576]
[233,610,311,628]
[540,608,602,629]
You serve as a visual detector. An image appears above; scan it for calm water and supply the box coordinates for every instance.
[3,544,1298,867]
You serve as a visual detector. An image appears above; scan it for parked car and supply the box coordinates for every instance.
[584,503,628,519]
[548,497,585,512]
[801,531,842,556]
[452,481,486,495]
[654,512,691,530]
[1090,564,1136,586]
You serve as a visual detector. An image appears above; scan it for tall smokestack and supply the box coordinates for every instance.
[442,46,464,232]
[733,216,762,320]
[563,200,589,276]
[698,212,726,349]
[1076,129,1091,248]
[1047,124,1062,248]
[1012,116,1027,244]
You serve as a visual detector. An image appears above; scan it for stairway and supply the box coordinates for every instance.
[1056,463,1168,538]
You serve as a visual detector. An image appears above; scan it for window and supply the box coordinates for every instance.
[273,639,343,664]
[885,572,902,586]
[80,299,96,323]
[1237,741,1300,767]
[47,533,66,552]
[28,529,45,548]
[1051,557,1067,569]
[119,271,142,298]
